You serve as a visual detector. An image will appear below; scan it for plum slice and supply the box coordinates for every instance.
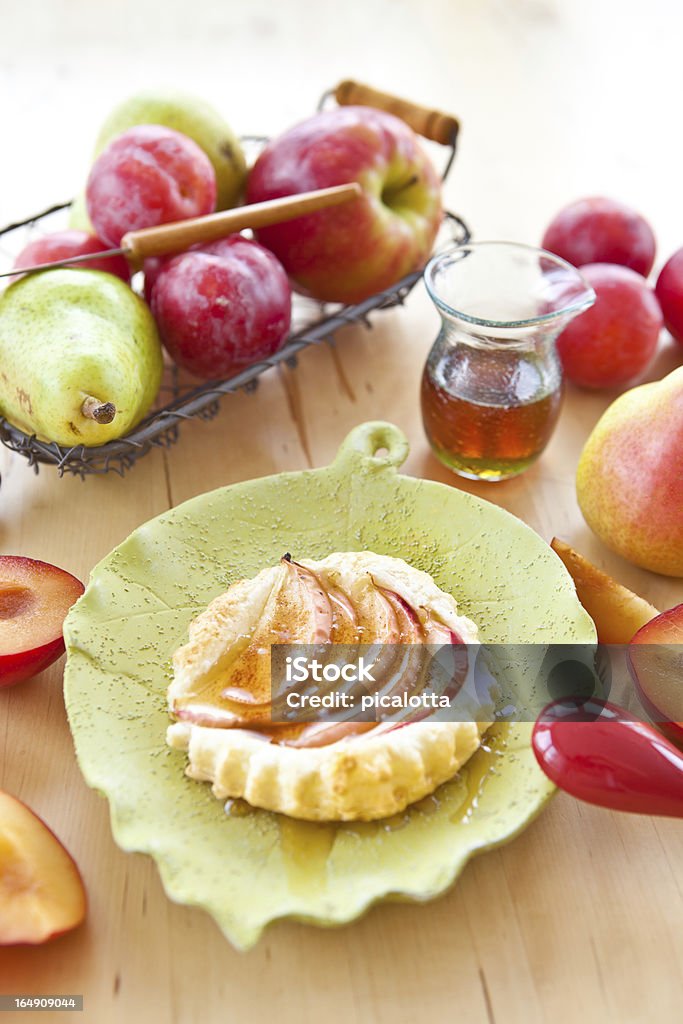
[628,604,683,745]
[0,790,86,944]
[0,556,84,688]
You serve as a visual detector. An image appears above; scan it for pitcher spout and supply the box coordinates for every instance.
[424,241,596,336]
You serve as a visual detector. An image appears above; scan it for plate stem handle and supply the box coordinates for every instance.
[333,421,409,472]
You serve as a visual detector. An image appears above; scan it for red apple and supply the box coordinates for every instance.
[542,197,656,277]
[0,790,86,944]
[655,247,683,346]
[246,106,442,304]
[628,604,683,745]
[0,556,84,688]
[149,236,291,379]
[13,230,130,281]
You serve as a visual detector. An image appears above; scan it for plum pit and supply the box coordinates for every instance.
[0,586,35,620]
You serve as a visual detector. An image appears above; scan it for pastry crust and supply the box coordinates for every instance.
[167,719,485,822]
[167,551,485,822]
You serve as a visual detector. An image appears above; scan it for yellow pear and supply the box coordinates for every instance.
[576,367,683,576]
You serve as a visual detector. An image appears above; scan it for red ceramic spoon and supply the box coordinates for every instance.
[532,699,683,818]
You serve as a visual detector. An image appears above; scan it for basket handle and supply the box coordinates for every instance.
[333,79,459,147]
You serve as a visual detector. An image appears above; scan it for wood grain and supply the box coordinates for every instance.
[1,1,682,1022]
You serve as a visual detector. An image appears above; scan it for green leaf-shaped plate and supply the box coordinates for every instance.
[64,422,595,949]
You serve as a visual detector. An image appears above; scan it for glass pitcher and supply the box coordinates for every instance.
[421,242,595,481]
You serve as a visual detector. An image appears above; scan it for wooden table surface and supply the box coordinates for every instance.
[1,1,682,1021]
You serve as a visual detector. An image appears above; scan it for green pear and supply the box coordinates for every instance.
[67,191,93,232]
[576,367,683,577]
[93,90,247,211]
[0,269,163,447]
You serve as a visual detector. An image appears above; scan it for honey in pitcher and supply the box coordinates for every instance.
[420,242,595,481]
[421,352,563,481]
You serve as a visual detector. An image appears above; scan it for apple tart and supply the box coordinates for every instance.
[167,551,486,821]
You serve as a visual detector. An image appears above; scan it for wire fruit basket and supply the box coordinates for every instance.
[0,82,470,477]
